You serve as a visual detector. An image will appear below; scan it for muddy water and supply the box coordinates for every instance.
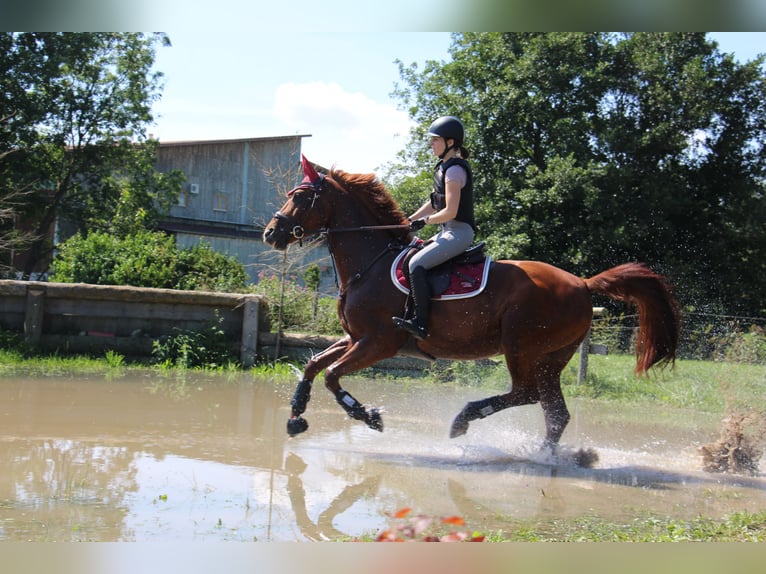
[0,371,764,541]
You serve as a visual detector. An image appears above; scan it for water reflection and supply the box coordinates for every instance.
[0,371,764,541]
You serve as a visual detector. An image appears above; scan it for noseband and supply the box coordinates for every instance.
[273,210,307,240]
[272,179,324,243]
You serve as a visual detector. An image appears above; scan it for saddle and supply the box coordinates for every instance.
[391,240,491,300]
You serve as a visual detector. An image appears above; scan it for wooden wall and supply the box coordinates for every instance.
[154,136,332,286]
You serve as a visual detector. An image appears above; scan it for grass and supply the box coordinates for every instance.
[424,352,766,414]
[563,353,766,413]
[481,510,766,542]
[353,510,766,542]
[0,347,129,377]
[2,340,763,413]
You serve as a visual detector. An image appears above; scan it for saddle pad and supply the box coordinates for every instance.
[391,250,492,300]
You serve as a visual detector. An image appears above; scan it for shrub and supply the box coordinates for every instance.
[250,272,343,335]
[722,325,766,364]
[151,312,237,369]
[50,231,123,284]
[175,242,248,292]
[50,230,247,292]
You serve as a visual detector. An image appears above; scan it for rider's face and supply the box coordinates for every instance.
[429,136,447,157]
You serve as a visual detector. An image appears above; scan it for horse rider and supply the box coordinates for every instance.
[392,115,477,340]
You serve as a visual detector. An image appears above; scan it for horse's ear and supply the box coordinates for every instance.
[301,154,320,184]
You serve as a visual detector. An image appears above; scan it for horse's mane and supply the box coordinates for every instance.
[329,168,408,226]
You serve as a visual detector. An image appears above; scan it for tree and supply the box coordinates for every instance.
[387,33,766,315]
[0,33,182,278]
[0,146,37,274]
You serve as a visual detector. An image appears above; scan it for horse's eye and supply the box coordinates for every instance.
[292,190,313,206]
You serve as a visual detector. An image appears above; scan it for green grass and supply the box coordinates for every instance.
[562,353,766,413]
[2,340,763,414]
[481,510,766,542]
[424,352,766,414]
[0,347,130,377]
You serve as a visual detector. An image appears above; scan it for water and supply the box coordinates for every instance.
[1,371,764,541]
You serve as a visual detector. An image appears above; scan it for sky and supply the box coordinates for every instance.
[150,32,766,175]
[150,31,453,174]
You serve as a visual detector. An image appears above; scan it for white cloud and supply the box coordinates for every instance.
[273,81,415,173]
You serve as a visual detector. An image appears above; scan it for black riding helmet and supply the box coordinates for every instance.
[427,116,464,158]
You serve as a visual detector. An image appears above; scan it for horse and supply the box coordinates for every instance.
[262,156,680,450]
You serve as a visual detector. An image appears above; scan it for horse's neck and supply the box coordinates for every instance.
[327,202,399,287]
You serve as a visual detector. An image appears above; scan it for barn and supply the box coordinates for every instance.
[154,135,332,287]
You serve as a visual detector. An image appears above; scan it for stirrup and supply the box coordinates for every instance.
[392,316,429,340]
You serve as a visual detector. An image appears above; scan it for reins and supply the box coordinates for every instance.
[327,224,410,233]
[277,173,411,297]
[324,224,411,297]
[335,240,404,301]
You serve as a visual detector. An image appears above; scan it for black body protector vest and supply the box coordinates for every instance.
[430,157,476,232]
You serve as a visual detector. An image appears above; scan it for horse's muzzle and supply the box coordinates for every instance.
[263,224,288,250]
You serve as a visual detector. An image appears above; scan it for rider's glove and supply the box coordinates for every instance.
[408,218,426,232]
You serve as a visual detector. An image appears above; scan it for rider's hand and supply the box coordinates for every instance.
[408,218,426,232]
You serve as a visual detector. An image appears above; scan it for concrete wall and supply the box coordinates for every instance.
[0,280,269,367]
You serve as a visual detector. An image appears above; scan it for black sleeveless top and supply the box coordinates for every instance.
[430,157,476,232]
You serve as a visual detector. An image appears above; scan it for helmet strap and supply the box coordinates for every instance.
[438,138,456,160]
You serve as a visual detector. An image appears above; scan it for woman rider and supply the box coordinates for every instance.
[392,115,476,340]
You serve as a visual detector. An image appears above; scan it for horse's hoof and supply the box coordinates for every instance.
[366,408,384,432]
[287,416,309,436]
[449,413,469,438]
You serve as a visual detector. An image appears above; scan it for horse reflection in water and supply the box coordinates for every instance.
[263,156,680,453]
[285,453,380,541]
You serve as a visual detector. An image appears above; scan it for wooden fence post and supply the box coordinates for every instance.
[24,286,46,345]
[240,297,261,368]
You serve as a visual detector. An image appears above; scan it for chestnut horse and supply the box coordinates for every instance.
[263,157,680,449]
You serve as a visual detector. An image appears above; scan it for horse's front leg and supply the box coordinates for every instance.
[287,336,352,436]
[323,337,398,432]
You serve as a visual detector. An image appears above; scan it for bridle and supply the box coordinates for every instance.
[272,177,409,244]
[271,179,324,245]
[270,175,411,298]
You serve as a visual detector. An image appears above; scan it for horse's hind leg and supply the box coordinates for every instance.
[449,382,539,438]
[450,351,572,448]
[287,336,351,436]
[537,358,571,450]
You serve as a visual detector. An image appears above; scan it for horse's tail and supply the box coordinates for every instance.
[584,262,680,375]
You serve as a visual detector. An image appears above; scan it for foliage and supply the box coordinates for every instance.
[49,230,247,291]
[175,242,248,292]
[0,32,183,277]
[0,328,31,357]
[250,271,343,335]
[426,358,508,389]
[151,312,238,369]
[588,309,766,364]
[0,340,132,376]
[386,32,766,317]
[720,325,766,364]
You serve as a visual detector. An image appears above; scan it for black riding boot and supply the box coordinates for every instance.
[392,265,430,340]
